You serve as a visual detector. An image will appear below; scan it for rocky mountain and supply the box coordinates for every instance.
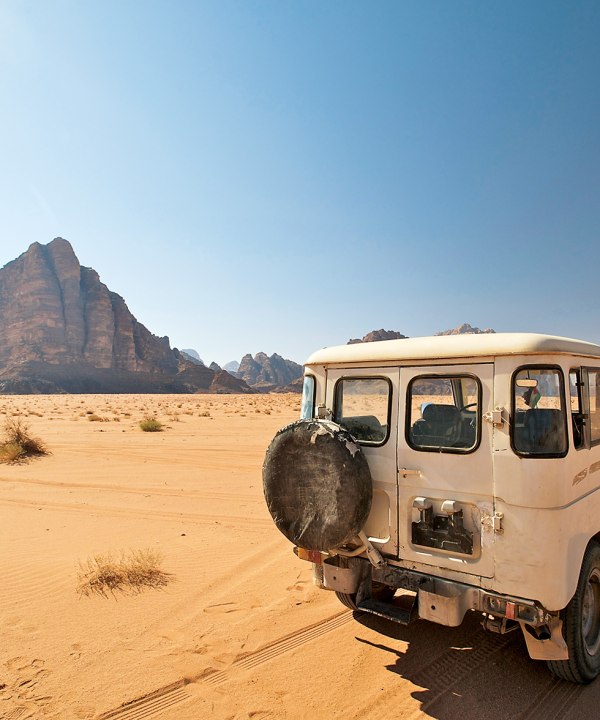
[348,324,495,344]
[436,323,495,336]
[181,349,205,365]
[223,360,240,374]
[0,238,254,394]
[236,352,303,393]
[348,329,409,344]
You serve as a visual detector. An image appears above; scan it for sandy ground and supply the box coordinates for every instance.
[2,393,600,720]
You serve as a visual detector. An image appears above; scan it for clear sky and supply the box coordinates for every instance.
[1,1,599,365]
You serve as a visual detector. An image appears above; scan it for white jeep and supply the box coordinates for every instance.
[263,333,600,683]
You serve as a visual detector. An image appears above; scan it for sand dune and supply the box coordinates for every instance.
[1,393,600,719]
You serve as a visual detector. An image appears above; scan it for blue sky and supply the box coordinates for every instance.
[1,1,599,365]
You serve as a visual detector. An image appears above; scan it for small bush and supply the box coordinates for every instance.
[87,414,104,422]
[139,416,163,432]
[77,549,171,597]
[0,418,48,463]
[0,441,25,463]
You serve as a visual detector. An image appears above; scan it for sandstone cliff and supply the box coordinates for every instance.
[236,352,303,393]
[348,329,409,344]
[0,239,253,394]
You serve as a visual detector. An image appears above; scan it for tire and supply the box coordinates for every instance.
[335,583,395,611]
[263,419,372,551]
[335,592,359,610]
[548,541,600,683]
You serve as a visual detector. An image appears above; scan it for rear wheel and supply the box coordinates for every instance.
[548,541,600,683]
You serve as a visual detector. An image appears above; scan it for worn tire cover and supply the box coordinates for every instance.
[262,419,372,551]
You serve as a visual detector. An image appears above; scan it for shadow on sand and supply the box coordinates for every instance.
[352,609,600,720]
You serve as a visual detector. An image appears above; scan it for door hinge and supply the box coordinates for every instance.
[483,407,505,426]
[482,511,504,534]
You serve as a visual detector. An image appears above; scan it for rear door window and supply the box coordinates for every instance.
[333,377,391,444]
[512,367,567,457]
[407,375,480,452]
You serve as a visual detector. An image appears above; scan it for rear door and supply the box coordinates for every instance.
[325,367,399,558]
[398,363,495,578]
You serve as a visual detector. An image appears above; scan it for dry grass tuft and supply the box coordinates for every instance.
[77,549,172,597]
[0,418,48,463]
[139,416,163,432]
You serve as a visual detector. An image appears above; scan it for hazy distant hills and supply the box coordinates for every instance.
[348,324,495,344]
[0,239,254,394]
[435,323,495,336]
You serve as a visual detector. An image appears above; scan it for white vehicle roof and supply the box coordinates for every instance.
[305,333,600,366]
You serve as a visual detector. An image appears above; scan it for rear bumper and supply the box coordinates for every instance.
[321,555,550,628]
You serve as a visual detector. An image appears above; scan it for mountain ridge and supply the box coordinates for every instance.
[0,239,253,394]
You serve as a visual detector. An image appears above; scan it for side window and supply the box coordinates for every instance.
[333,377,390,444]
[570,369,585,449]
[587,369,600,445]
[512,367,567,457]
[407,376,480,453]
[300,375,315,419]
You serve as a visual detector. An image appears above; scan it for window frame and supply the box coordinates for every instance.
[332,375,392,446]
[300,374,316,420]
[510,364,569,459]
[569,367,587,450]
[405,373,483,455]
[581,366,600,448]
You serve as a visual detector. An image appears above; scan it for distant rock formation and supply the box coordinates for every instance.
[348,329,409,344]
[223,360,240,374]
[209,362,221,372]
[347,325,496,344]
[0,238,254,394]
[237,352,303,393]
[436,323,495,336]
[181,349,205,365]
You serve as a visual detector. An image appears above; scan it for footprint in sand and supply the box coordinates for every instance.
[1,657,54,718]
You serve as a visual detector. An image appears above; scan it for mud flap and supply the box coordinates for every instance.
[520,617,568,661]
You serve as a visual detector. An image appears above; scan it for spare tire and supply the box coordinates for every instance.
[263,419,372,551]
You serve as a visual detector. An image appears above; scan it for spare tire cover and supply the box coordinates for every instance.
[263,419,372,551]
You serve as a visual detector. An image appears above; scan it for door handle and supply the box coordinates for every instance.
[401,468,422,478]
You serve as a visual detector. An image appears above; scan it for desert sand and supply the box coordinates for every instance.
[1,393,600,720]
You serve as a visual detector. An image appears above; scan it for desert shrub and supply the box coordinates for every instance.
[0,441,25,463]
[139,416,163,432]
[0,418,48,463]
[87,414,104,422]
[77,549,171,597]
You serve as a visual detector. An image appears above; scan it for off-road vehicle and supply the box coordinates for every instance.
[263,333,600,683]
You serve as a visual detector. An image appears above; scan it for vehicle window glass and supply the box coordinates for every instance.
[588,370,600,444]
[407,376,479,452]
[300,376,315,419]
[570,370,584,449]
[512,368,567,456]
[334,378,390,444]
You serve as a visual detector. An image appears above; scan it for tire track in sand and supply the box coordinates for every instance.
[96,680,190,720]
[96,611,353,719]
[412,631,512,708]
[0,496,271,529]
[517,675,583,720]
[200,610,354,686]
[0,475,261,504]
